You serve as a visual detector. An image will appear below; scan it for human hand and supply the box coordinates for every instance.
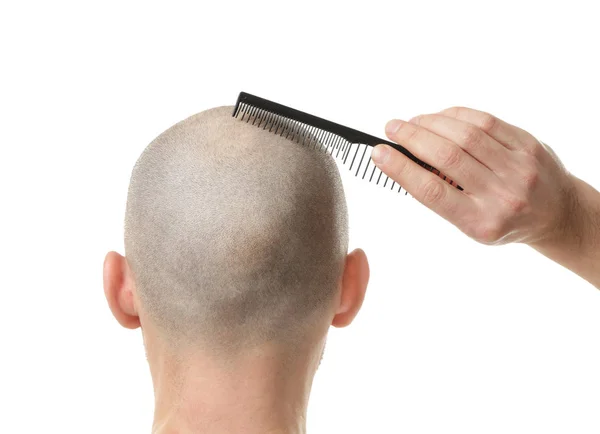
[371,107,578,246]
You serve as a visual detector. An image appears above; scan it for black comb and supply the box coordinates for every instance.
[232,92,462,193]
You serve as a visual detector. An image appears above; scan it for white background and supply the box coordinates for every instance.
[1,1,599,433]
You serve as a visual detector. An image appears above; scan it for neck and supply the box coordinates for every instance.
[148,338,323,434]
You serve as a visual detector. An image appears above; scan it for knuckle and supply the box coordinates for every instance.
[442,106,463,118]
[529,140,546,158]
[461,126,484,150]
[474,220,505,245]
[394,156,410,176]
[461,222,479,240]
[409,115,423,125]
[479,113,497,133]
[496,183,530,215]
[502,194,528,214]
[539,140,557,158]
[522,169,539,190]
[420,179,445,205]
[518,155,540,190]
[435,144,461,169]
[397,122,419,142]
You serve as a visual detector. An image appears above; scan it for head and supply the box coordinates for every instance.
[103,106,369,371]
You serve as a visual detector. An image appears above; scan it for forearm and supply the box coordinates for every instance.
[529,175,600,288]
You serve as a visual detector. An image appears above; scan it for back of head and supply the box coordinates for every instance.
[124,106,348,351]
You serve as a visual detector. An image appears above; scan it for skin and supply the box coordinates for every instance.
[371,107,600,288]
[103,248,370,434]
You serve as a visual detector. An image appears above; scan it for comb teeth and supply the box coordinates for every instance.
[233,102,406,193]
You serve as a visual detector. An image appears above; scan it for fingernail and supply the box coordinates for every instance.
[385,119,402,135]
[371,145,390,165]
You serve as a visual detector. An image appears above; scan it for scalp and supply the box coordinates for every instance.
[124,106,348,349]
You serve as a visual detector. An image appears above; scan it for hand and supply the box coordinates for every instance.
[371,107,578,246]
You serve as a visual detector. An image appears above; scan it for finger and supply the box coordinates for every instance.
[409,114,511,173]
[385,119,496,193]
[439,107,538,151]
[371,144,476,224]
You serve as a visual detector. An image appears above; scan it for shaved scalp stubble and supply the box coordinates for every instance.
[124,106,348,350]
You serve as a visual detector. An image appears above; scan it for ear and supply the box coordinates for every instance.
[332,248,369,328]
[103,251,141,329]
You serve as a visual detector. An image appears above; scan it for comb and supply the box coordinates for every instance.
[232,92,462,193]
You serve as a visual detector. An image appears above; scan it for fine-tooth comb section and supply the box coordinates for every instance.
[232,92,463,194]
[233,100,405,193]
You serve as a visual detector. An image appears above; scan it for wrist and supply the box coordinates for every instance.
[529,174,589,253]
[528,174,600,287]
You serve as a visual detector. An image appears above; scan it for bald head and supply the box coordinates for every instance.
[124,106,348,350]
